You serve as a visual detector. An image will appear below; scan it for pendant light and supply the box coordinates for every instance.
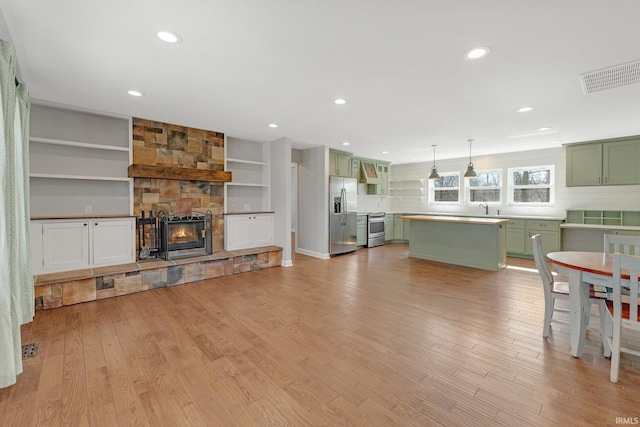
[428,144,440,179]
[463,139,476,178]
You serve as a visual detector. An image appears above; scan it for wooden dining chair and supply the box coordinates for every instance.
[604,234,640,256]
[531,234,609,352]
[605,253,640,383]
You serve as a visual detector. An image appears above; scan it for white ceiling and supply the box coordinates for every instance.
[2,0,640,164]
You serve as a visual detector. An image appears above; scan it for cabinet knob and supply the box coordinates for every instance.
[83,223,88,226]
[95,222,98,226]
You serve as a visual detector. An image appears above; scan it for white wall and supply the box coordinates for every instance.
[388,146,640,216]
[296,146,329,258]
[0,6,11,42]
[269,137,292,266]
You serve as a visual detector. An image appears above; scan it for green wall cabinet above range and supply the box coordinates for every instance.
[356,157,390,195]
[565,135,640,186]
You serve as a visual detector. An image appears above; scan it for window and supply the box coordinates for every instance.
[466,169,502,205]
[430,172,460,204]
[508,165,554,205]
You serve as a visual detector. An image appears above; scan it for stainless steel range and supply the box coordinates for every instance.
[367,212,385,247]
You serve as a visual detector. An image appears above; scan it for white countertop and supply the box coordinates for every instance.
[560,223,640,231]
[401,215,510,225]
[377,211,565,221]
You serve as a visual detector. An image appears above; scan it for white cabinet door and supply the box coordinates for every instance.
[226,215,253,250]
[252,214,274,247]
[92,219,135,265]
[42,221,90,272]
[225,214,274,250]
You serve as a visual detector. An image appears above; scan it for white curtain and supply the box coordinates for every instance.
[0,38,34,389]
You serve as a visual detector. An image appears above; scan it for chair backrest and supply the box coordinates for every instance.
[604,234,640,256]
[531,234,553,299]
[612,253,640,328]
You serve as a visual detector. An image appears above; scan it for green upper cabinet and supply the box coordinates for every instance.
[375,163,389,195]
[604,138,640,185]
[566,143,602,186]
[566,135,640,186]
[329,149,352,177]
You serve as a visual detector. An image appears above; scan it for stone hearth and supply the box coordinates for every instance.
[34,246,282,311]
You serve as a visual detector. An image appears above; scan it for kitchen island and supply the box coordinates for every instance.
[401,215,509,271]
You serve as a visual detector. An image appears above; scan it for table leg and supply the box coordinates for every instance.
[568,269,588,357]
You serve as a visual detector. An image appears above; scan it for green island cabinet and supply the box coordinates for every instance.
[329,149,352,177]
[565,135,640,186]
[506,219,561,257]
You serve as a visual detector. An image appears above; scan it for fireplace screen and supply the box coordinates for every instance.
[158,211,212,260]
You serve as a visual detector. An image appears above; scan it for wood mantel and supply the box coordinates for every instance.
[128,164,232,182]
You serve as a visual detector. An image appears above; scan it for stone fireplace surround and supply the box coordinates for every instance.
[33,118,282,311]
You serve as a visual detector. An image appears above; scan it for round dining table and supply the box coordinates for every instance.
[546,251,614,357]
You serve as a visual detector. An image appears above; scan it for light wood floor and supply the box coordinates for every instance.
[3,243,640,426]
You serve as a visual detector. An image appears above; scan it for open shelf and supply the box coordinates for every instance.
[30,173,131,182]
[566,210,640,227]
[30,136,129,152]
[29,103,132,217]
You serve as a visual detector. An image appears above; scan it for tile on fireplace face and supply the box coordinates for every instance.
[114,274,143,296]
[167,130,187,150]
[167,265,184,286]
[143,269,167,290]
[63,278,96,305]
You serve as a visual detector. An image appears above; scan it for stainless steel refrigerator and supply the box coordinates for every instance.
[329,176,358,256]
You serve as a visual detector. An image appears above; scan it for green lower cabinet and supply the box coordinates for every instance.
[393,214,409,242]
[506,228,526,254]
[385,214,394,241]
[507,219,561,258]
[506,219,525,255]
[357,215,367,246]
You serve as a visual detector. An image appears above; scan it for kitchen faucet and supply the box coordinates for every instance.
[479,203,489,215]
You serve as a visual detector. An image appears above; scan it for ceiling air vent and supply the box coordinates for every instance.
[580,60,640,94]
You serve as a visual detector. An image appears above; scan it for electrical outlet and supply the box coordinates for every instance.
[84,205,92,214]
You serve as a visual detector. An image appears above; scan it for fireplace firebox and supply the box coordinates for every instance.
[158,211,212,260]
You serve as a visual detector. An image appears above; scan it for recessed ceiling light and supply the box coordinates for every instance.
[537,127,551,131]
[342,142,350,146]
[382,151,388,154]
[464,47,491,60]
[551,140,562,144]
[334,99,346,105]
[517,106,535,113]
[268,123,278,128]
[127,90,143,97]
[157,31,182,43]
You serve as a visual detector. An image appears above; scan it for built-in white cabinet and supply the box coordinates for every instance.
[31,217,135,274]
[224,213,274,250]
[29,104,132,217]
[225,136,270,212]
[41,221,90,272]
